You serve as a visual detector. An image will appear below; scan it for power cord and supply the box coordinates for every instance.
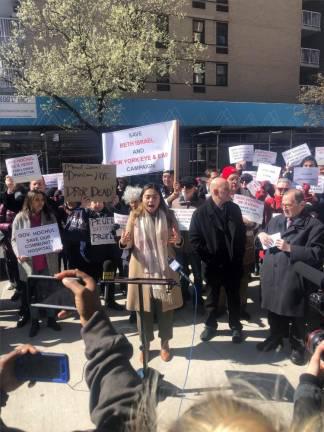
[66,359,89,392]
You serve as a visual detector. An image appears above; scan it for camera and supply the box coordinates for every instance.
[309,290,324,317]
[306,329,324,360]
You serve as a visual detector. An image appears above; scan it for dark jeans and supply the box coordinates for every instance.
[204,266,242,330]
[3,241,20,289]
[268,311,306,351]
[176,250,203,300]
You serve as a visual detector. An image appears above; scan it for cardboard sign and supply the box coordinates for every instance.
[282,144,311,167]
[63,163,116,202]
[43,173,63,190]
[256,163,281,185]
[246,180,261,197]
[310,176,324,193]
[293,167,319,186]
[252,149,277,167]
[113,213,129,230]
[102,120,175,177]
[6,154,42,183]
[89,217,115,245]
[16,223,62,257]
[171,208,195,231]
[233,194,264,224]
[315,147,324,165]
[228,145,254,164]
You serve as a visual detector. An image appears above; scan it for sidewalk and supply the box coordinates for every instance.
[0,278,303,431]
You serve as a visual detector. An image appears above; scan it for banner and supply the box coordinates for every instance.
[16,223,62,257]
[252,149,277,167]
[315,147,324,165]
[0,95,36,119]
[233,194,264,224]
[43,173,62,190]
[6,154,42,183]
[89,217,115,245]
[256,163,281,185]
[228,145,254,164]
[171,208,195,231]
[293,167,319,186]
[102,120,175,177]
[282,143,311,167]
[63,163,116,202]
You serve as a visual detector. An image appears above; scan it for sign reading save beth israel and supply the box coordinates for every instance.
[62,163,116,202]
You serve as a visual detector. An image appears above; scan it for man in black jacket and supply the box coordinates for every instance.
[189,177,246,343]
[257,189,324,365]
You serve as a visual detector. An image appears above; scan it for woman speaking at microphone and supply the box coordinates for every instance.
[120,183,183,362]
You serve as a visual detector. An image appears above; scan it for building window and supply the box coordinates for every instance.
[156,64,170,92]
[216,21,228,54]
[216,0,229,12]
[193,19,205,44]
[216,63,228,86]
[156,15,169,48]
[193,62,206,92]
[192,0,206,9]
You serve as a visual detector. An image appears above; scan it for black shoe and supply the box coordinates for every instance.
[10,291,21,302]
[17,314,30,328]
[240,310,251,321]
[47,317,61,331]
[29,320,40,337]
[290,349,306,366]
[256,336,283,352]
[200,326,217,342]
[232,328,243,344]
[128,311,136,324]
[107,301,124,311]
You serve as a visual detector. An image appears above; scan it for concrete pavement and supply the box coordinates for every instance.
[0,277,304,431]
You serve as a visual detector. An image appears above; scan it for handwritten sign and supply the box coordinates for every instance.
[246,180,261,197]
[282,144,311,167]
[293,167,319,186]
[102,120,175,177]
[43,173,62,190]
[16,223,62,257]
[233,194,264,224]
[228,145,254,164]
[253,150,277,167]
[113,213,129,230]
[171,208,196,231]
[256,163,281,185]
[6,154,41,183]
[89,217,115,245]
[310,176,324,193]
[315,147,324,165]
[63,163,116,202]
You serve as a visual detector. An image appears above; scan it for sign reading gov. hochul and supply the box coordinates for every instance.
[16,224,62,257]
[62,163,116,202]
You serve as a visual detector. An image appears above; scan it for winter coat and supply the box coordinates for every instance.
[260,212,324,317]
[11,211,59,282]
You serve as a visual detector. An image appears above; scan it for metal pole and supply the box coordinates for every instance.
[138,283,148,376]
[44,133,49,174]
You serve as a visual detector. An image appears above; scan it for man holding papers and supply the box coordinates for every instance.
[257,189,324,365]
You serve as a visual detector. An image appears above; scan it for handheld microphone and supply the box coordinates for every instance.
[168,257,191,283]
[102,260,115,281]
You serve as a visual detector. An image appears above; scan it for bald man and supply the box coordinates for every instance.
[189,178,246,343]
[257,189,324,365]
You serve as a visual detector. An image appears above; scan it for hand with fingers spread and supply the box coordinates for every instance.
[168,226,181,245]
[120,230,131,247]
[55,269,101,326]
[0,344,38,393]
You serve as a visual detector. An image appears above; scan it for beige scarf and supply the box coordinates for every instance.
[134,209,172,302]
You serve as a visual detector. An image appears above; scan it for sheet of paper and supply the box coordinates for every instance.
[261,232,281,250]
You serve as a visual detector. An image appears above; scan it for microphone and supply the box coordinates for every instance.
[102,260,115,281]
[168,257,190,283]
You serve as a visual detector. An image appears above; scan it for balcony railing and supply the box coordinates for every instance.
[301,48,320,67]
[0,17,17,42]
[302,10,321,31]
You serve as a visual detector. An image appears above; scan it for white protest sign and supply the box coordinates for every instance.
[310,176,324,193]
[57,173,64,192]
[242,171,257,180]
[256,163,281,185]
[246,180,261,197]
[6,154,42,183]
[43,173,62,190]
[233,194,264,224]
[293,167,319,186]
[253,149,277,167]
[16,223,62,257]
[89,217,115,245]
[282,143,311,167]
[261,232,281,250]
[113,213,129,230]
[171,208,195,231]
[315,147,324,165]
[228,145,254,164]
[102,120,175,177]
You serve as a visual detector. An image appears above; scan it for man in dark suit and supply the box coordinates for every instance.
[189,177,246,343]
[257,189,324,365]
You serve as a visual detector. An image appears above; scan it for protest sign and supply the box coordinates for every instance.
[43,173,62,190]
[63,163,116,202]
[256,163,281,185]
[315,147,324,165]
[16,223,62,257]
[102,120,175,177]
[228,145,254,164]
[293,167,319,186]
[310,176,324,193]
[89,217,115,245]
[282,143,311,167]
[114,213,129,229]
[6,154,41,183]
[246,180,261,197]
[171,208,196,231]
[252,149,277,167]
[233,194,264,224]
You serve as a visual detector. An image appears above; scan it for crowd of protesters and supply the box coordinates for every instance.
[1,153,324,431]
